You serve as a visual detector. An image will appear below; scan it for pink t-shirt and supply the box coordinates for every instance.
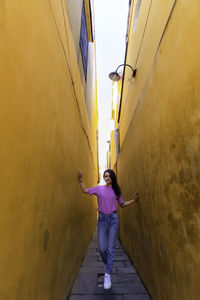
[88,185,124,214]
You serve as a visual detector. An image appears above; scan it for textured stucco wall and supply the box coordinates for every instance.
[0,1,98,299]
[117,1,200,299]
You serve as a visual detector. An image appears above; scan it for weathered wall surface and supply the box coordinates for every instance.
[117,1,200,299]
[0,1,98,299]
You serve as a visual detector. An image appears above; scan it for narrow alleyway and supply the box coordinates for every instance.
[68,229,151,299]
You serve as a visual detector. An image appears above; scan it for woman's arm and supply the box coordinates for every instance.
[120,192,139,208]
[77,169,89,194]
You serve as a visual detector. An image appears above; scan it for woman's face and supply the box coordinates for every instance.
[104,172,112,184]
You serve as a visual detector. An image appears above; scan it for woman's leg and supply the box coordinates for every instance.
[105,213,119,275]
[98,214,108,265]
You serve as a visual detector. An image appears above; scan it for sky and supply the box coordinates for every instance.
[93,0,129,180]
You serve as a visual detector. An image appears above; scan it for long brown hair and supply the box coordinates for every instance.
[103,169,121,197]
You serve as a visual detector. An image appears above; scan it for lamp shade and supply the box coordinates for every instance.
[109,72,121,81]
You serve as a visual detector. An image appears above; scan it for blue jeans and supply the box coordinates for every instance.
[98,212,119,275]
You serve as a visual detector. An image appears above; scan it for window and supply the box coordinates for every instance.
[79,2,88,79]
[133,0,142,33]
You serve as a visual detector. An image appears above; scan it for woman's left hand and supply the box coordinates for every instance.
[77,169,83,181]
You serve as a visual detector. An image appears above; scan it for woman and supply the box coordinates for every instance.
[77,168,139,289]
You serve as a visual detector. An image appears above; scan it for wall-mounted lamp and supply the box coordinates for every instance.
[109,64,137,81]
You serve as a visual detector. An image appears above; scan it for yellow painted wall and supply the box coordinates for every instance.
[0,1,98,299]
[110,130,116,169]
[117,0,200,299]
[119,0,176,146]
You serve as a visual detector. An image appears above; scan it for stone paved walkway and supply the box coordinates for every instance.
[68,229,151,300]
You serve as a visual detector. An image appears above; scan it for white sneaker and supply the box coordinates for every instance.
[104,273,111,289]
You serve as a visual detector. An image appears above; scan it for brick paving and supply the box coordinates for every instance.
[68,229,151,300]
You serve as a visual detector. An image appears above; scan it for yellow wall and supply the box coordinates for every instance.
[117,0,200,299]
[110,130,116,169]
[0,1,98,299]
[119,0,176,146]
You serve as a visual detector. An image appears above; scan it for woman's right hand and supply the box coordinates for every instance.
[77,170,88,194]
[77,169,83,181]
[134,191,139,202]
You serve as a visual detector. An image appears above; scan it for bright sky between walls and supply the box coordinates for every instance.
[93,0,129,182]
